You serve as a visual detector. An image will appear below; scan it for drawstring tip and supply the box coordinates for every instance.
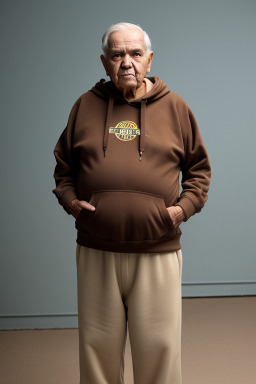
[103,147,106,158]
[139,151,143,161]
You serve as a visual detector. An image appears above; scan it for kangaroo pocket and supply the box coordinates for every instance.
[75,190,176,242]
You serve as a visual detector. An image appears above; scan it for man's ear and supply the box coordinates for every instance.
[101,55,109,76]
[146,51,154,73]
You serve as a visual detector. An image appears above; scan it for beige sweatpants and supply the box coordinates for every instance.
[76,245,183,384]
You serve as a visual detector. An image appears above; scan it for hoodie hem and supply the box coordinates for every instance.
[76,231,181,253]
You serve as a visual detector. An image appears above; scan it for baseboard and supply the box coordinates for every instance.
[0,313,78,330]
[182,280,256,297]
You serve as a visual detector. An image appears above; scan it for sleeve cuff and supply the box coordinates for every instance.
[59,189,78,214]
[175,196,196,222]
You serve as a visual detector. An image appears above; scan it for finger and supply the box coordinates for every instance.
[79,200,96,211]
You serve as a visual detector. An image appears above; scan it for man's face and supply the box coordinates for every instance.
[101,28,154,94]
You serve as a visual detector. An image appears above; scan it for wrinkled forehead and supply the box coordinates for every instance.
[108,28,146,50]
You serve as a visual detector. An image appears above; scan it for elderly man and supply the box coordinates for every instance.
[53,22,211,384]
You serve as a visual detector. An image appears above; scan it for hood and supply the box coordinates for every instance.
[89,77,171,160]
[90,76,170,104]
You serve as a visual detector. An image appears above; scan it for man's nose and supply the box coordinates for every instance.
[121,54,132,68]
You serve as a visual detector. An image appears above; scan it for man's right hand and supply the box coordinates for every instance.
[68,199,96,219]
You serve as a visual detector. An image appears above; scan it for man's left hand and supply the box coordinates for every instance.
[166,206,185,229]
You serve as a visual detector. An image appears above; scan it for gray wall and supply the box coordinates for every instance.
[1,0,255,329]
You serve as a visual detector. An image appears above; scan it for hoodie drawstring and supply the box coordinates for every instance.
[103,96,114,157]
[139,100,146,161]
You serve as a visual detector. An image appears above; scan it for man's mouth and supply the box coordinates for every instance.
[119,73,134,78]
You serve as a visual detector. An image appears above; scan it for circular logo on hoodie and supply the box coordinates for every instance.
[109,121,140,141]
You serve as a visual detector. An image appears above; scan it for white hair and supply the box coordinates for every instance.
[101,22,152,56]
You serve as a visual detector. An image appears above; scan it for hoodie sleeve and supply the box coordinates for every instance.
[52,98,81,214]
[175,100,211,221]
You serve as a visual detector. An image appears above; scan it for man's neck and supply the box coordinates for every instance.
[122,78,153,102]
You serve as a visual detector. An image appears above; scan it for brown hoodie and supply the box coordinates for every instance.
[52,77,211,252]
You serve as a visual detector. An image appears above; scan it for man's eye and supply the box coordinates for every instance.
[134,52,141,57]
[113,53,121,59]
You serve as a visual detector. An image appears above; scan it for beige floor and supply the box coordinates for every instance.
[0,297,256,384]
